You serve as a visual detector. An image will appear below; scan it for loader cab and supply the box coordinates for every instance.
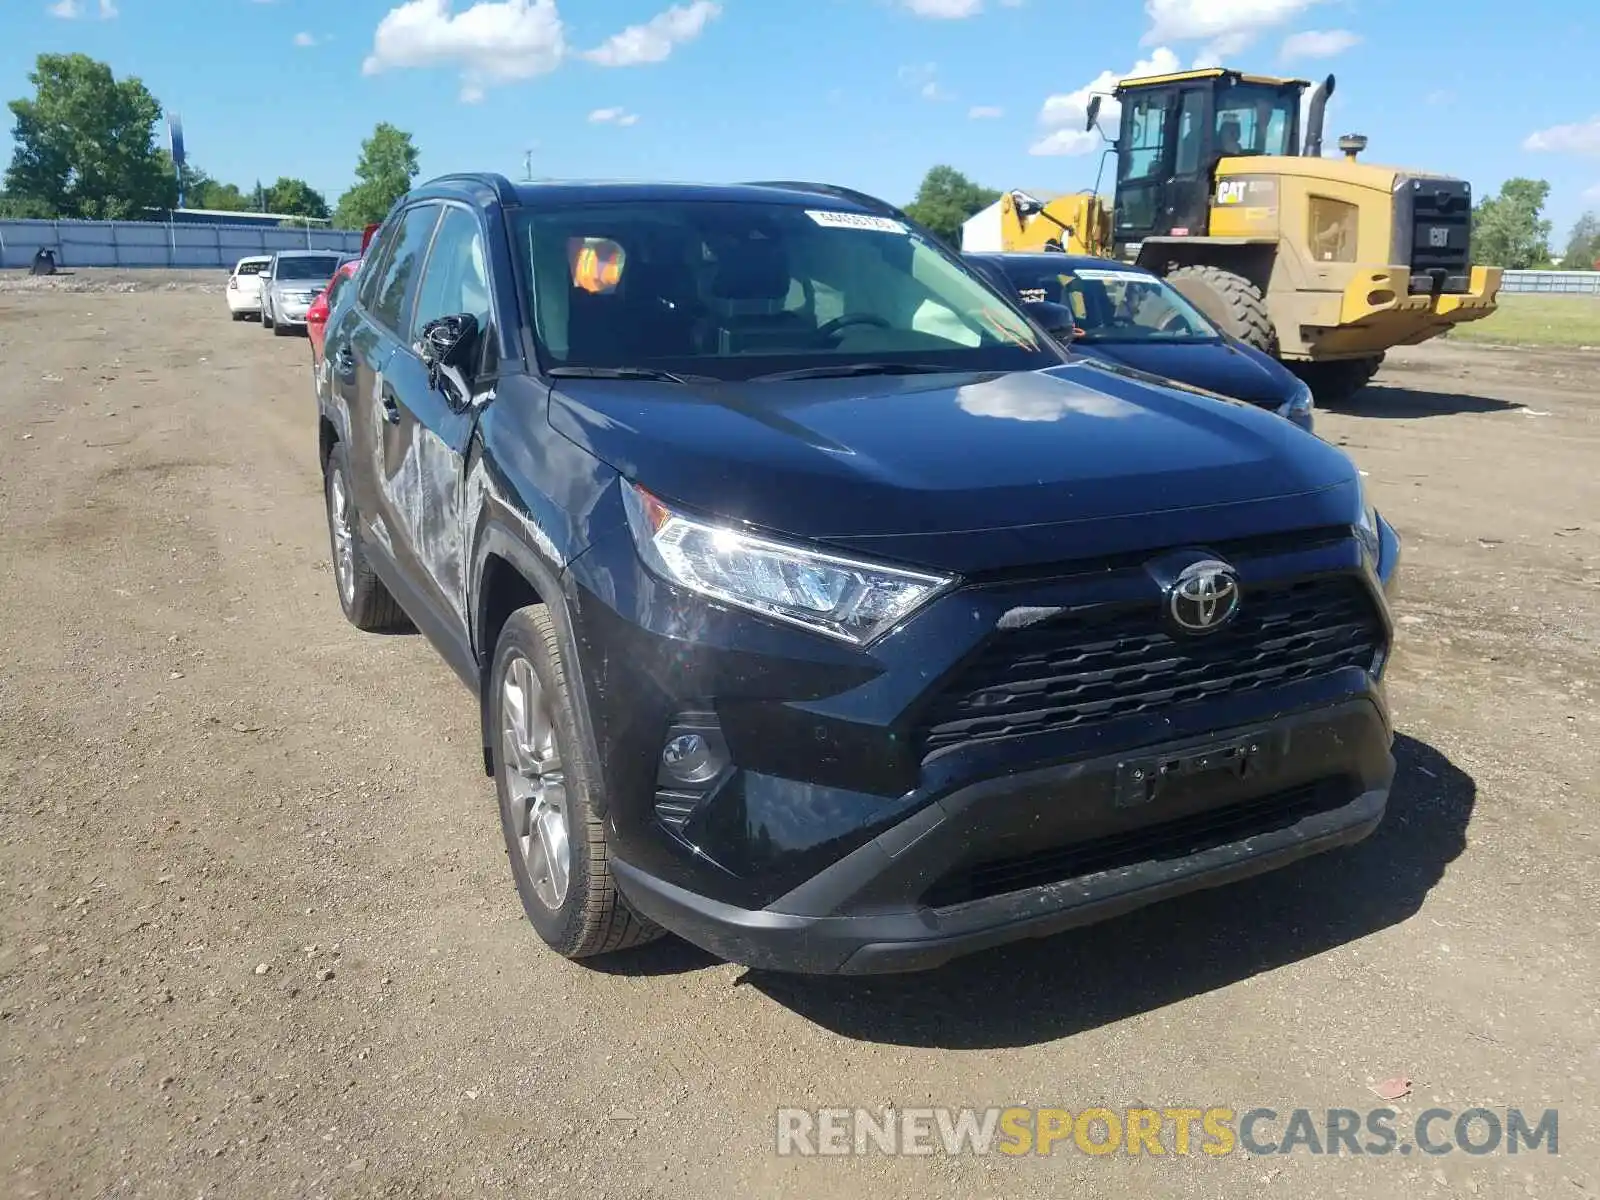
[1105,69,1307,248]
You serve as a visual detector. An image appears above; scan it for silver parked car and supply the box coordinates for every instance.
[259,251,343,336]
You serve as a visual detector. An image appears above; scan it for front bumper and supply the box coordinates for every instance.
[564,500,1400,974]
[1301,264,1502,358]
[614,702,1392,974]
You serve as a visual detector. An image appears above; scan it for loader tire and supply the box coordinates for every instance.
[1165,265,1277,355]
[1289,355,1384,407]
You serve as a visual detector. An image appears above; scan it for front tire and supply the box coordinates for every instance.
[262,302,275,331]
[322,441,407,632]
[490,606,661,960]
[1165,265,1277,355]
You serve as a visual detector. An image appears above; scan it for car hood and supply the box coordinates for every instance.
[1072,339,1296,408]
[550,363,1360,575]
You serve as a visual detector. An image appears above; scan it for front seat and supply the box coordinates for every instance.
[706,241,811,354]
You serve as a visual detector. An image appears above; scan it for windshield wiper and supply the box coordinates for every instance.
[547,365,709,384]
[749,363,957,382]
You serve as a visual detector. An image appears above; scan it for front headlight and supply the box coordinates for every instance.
[1276,379,1315,429]
[1354,477,1381,563]
[622,483,953,645]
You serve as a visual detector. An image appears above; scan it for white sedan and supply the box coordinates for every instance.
[225,256,271,321]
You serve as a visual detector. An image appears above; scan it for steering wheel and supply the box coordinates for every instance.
[814,312,893,344]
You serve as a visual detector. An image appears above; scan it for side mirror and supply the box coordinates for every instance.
[1085,95,1102,134]
[419,313,480,397]
[419,313,479,370]
[1008,189,1045,218]
[1027,300,1079,341]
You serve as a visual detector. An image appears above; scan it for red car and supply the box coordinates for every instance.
[307,258,362,370]
[308,227,379,372]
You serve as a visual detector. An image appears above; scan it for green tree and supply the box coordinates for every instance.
[333,123,420,229]
[1559,212,1600,270]
[194,179,251,211]
[4,53,175,219]
[1471,178,1552,270]
[265,177,330,219]
[0,190,54,218]
[903,165,1001,246]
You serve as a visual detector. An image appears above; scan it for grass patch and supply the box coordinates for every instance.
[1449,293,1600,348]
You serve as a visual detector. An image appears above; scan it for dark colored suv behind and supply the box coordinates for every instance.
[316,174,1401,975]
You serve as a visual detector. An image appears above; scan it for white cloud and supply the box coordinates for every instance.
[47,0,116,18]
[900,0,983,17]
[1280,28,1360,60]
[581,0,720,67]
[294,31,319,47]
[1030,46,1180,156]
[1585,183,1600,201]
[1524,117,1600,154]
[969,105,1004,119]
[1143,0,1321,46]
[898,61,952,100]
[589,106,640,126]
[363,0,566,101]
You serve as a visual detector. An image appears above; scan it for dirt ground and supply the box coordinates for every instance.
[1,271,1596,1199]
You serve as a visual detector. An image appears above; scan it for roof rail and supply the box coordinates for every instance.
[743,180,946,244]
[420,172,521,207]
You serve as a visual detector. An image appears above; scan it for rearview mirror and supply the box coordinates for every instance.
[1027,300,1079,341]
[1085,95,1102,133]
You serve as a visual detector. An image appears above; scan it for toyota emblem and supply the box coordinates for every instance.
[1167,559,1241,634]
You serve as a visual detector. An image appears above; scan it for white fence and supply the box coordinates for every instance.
[1499,270,1600,295]
[0,218,365,270]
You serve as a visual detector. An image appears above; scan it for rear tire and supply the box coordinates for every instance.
[230,309,246,322]
[1165,265,1277,355]
[322,441,408,632]
[490,606,662,961]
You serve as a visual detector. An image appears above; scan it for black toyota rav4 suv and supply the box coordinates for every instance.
[316,173,1401,975]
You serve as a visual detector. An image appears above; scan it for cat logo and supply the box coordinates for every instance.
[1216,180,1248,206]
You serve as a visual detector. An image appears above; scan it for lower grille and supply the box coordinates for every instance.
[923,778,1353,908]
[919,576,1383,756]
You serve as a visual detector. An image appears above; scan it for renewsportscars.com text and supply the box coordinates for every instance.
[775,1107,1559,1158]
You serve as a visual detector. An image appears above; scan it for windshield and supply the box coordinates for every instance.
[1214,82,1299,157]
[275,255,341,281]
[995,259,1221,344]
[514,200,1055,380]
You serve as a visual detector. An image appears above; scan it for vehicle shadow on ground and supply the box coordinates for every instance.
[1328,384,1524,418]
[740,732,1473,1047]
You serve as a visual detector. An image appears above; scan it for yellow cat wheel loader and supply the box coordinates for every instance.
[989,68,1502,402]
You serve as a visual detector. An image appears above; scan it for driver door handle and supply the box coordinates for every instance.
[380,383,402,425]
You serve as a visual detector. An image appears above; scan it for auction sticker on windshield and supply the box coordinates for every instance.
[805,210,908,234]
[1071,267,1155,282]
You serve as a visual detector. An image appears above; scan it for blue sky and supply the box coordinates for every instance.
[4,0,1599,239]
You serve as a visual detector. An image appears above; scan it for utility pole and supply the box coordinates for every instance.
[523,149,535,181]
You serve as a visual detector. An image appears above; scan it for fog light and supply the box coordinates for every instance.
[654,711,731,833]
[661,733,719,785]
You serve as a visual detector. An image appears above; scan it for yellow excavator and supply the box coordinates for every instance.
[983,67,1502,401]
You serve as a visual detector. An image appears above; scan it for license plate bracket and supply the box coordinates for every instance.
[1113,729,1282,809]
